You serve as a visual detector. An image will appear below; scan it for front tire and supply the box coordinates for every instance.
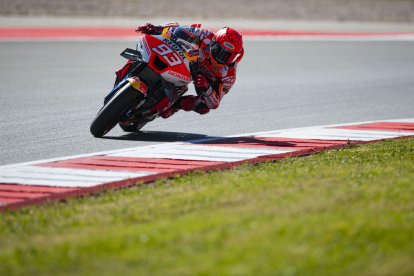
[90,83,141,137]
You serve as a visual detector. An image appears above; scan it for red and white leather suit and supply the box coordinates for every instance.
[131,23,244,117]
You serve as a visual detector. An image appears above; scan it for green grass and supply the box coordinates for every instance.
[1,138,414,275]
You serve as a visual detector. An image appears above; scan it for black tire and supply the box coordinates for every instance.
[119,116,152,133]
[119,122,138,132]
[90,83,141,137]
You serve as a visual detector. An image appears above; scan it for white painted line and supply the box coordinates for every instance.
[0,166,153,187]
[0,118,412,191]
[109,144,292,162]
[256,127,414,141]
[383,118,414,123]
[1,118,413,169]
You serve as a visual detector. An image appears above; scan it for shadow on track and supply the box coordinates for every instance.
[102,130,222,143]
[102,131,297,148]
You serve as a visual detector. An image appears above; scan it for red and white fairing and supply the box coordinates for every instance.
[137,34,193,87]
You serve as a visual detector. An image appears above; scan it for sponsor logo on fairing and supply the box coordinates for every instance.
[141,38,152,57]
[163,38,186,60]
[167,70,192,82]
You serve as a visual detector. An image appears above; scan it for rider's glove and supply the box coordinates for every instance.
[179,96,198,111]
[194,104,210,115]
[179,96,210,115]
[136,23,163,35]
[194,74,210,94]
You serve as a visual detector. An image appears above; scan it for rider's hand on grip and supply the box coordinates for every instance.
[136,23,163,34]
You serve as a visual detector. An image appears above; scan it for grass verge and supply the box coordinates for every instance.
[1,138,413,275]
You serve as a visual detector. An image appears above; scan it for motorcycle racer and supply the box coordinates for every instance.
[120,22,244,118]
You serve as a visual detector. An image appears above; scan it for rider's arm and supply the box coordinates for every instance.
[181,73,234,115]
[198,79,229,110]
[136,22,179,35]
[195,64,237,110]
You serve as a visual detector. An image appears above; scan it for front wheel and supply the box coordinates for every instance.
[90,83,141,137]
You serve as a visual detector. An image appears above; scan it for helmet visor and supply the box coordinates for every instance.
[210,41,238,65]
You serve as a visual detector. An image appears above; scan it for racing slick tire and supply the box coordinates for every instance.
[119,116,153,133]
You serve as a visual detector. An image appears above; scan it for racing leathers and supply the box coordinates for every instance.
[136,23,241,118]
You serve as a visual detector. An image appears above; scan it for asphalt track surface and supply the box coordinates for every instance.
[1,40,414,166]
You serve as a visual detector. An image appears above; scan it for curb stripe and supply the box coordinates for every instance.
[0,191,52,199]
[0,197,28,204]
[256,128,414,141]
[1,119,413,211]
[108,144,291,162]
[1,27,414,41]
[0,167,154,187]
[0,184,77,193]
[38,156,221,173]
[198,137,348,150]
[335,122,414,132]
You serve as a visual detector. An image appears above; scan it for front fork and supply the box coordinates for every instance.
[105,61,145,104]
[110,60,187,124]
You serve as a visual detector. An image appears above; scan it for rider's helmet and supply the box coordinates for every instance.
[209,27,243,68]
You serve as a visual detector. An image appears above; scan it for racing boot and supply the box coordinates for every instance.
[159,106,180,119]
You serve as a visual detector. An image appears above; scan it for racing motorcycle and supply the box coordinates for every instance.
[90,28,200,137]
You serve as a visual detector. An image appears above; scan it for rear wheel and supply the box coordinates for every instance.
[90,83,141,137]
[119,122,138,132]
[119,116,154,133]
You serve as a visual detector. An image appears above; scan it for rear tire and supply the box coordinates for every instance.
[119,116,153,133]
[119,122,138,132]
[90,83,141,137]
